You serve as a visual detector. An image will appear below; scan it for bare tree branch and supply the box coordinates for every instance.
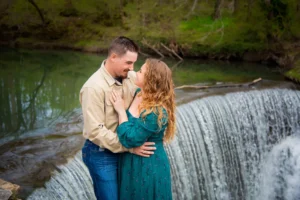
[141,39,164,58]
[23,67,47,113]
[212,22,224,47]
[27,0,46,26]
[139,50,151,57]
[171,60,183,70]
[213,0,223,20]
[185,0,198,18]
[175,78,262,90]
[160,43,183,61]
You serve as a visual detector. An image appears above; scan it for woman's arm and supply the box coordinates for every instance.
[116,113,159,148]
[110,90,161,152]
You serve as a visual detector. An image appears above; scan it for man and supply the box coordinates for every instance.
[80,36,155,200]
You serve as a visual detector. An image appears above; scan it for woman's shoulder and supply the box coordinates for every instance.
[138,108,167,131]
[140,107,168,123]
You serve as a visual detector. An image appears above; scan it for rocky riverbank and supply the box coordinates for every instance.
[0,179,20,200]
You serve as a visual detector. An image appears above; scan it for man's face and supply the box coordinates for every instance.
[113,51,138,78]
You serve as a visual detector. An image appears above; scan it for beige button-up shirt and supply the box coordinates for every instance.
[80,61,138,153]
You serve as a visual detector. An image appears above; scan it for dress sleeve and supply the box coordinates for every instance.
[116,112,163,148]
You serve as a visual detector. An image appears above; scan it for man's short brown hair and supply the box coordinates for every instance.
[108,36,139,56]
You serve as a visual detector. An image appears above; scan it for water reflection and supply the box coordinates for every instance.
[0,48,103,140]
[0,48,284,140]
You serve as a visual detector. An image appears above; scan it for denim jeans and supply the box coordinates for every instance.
[82,140,119,200]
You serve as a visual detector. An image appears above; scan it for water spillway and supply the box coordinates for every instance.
[28,88,300,200]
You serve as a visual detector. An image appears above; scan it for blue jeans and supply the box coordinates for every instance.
[82,140,119,200]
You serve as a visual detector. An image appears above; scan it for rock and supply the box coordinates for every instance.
[0,188,12,200]
[242,51,263,62]
[0,179,20,200]
[0,179,20,193]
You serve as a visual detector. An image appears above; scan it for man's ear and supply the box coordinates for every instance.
[110,52,118,63]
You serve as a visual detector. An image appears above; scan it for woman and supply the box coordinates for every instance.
[110,58,176,200]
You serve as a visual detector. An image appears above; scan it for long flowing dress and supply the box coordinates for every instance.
[116,101,172,200]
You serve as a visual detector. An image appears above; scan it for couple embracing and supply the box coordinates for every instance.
[80,36,175,200]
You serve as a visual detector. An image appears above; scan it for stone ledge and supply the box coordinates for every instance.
[0,179,20,200]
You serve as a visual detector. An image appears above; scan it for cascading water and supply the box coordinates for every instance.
[166,88,300,200]
[256,134,300,200]
[28,88,300,200]
[27,153,96,200]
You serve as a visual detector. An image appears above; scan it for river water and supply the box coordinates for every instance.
[1,47,295,199]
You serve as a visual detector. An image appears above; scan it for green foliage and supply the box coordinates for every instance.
[123,1,183,41]
[180,16,231,33]
[285,0,300,39]
[0,0,299,55]
[285,60,300,82]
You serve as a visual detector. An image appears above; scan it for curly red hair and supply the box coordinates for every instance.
[138,58,176,142]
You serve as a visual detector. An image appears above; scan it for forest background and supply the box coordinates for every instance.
[0,0,300,81]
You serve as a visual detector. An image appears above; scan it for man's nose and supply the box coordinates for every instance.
[129,65,134,71]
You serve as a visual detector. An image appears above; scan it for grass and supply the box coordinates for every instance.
[179,16,233,33]
[285,60,300,82]
[176,16,266,54]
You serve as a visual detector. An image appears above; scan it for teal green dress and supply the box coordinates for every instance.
[116,94,172,200]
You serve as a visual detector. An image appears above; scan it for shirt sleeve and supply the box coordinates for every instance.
[116,111,165,148]
[80,87,128,153]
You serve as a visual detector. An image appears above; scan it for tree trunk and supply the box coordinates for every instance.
[246,0,253,21]
[8,77,17,129]
[185,0,198,18]
[27,0,46,26]
[0,0,13,14]
[213,0,223,20]
[23,67,47,130]
[0,79,3,133]
[15,77,26,132]
[233,0,238,15]
[3,77,12,132]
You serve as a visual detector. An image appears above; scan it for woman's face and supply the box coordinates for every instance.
[135,63,147,88]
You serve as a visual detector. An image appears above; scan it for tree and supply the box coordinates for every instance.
[27,0,46,26]
[185,0,198,18]
[213,0,223,20]
[233,0,239,15]
[247,0,253,21]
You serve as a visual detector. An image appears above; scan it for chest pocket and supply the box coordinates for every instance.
[104,91,118,122]
[104,87,136,124]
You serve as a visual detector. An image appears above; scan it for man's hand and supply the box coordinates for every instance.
[131,142,156,157]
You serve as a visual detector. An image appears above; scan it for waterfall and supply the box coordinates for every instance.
[27,152,96,200]
[256,134,300,200]
[166,88,300,200]
[28,88,300,200]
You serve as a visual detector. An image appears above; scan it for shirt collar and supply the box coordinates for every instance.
[99,60,127,86]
